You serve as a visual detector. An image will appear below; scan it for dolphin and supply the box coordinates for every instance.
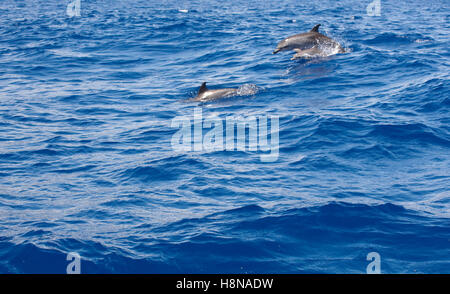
[192,82,238,102]
[273,24,345,58]
[291,46,322,60]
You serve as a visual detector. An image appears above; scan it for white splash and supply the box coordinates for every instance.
[235,84,260,96]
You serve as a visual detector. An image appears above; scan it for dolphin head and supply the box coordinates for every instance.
[273,40,288,54]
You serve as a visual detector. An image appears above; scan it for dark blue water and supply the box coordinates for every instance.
[0,0,449,273]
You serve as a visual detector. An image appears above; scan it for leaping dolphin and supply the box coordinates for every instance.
[192,82,238,102]
[273,24,345,59]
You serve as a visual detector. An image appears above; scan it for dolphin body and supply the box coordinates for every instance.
[273,24,345,58]
[192,82,238,102]
[291,46,322,60]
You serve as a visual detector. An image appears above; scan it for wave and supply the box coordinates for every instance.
[1,202,448,273]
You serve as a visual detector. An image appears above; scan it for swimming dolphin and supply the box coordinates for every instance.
[273,24,345,58]
[192,82,238,102]
[291,46,322,60]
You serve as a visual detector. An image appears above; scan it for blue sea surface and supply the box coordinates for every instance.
[0,0,449,273]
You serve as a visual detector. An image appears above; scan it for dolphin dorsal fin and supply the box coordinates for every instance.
[198,82,208,95]
[310,24,321,32]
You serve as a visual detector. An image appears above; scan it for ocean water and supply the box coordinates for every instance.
[0,0,449,274]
